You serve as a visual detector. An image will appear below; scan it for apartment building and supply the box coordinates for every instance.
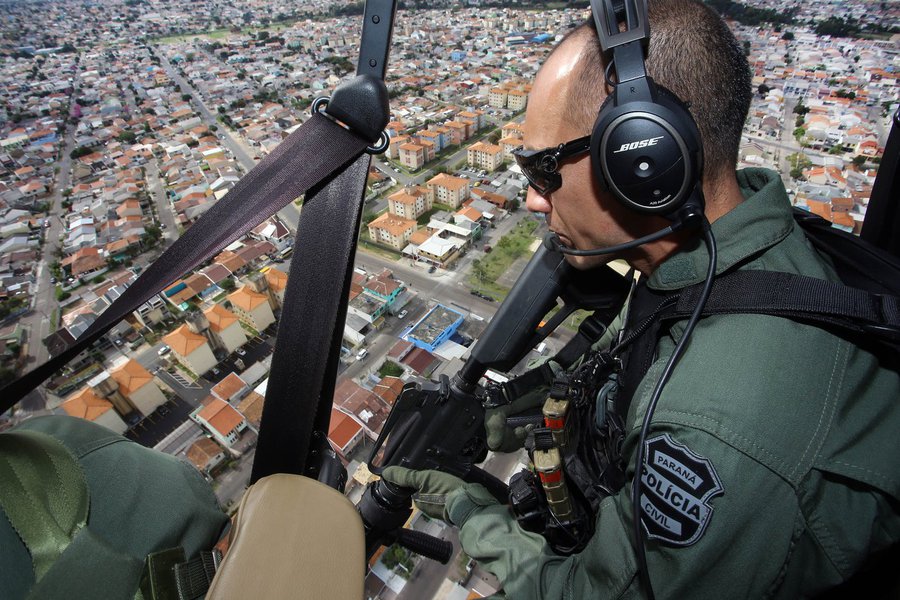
[398,142,426,170]
[467,141,504,172]
[388,186,431,220]
[227,286,275,332]
[367,213,417,251]
[426,173,470,209]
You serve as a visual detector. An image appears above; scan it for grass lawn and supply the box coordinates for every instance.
[357,231,403,261]
[468,217,539,300]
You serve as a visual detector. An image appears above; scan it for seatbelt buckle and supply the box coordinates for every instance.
[578,315,607,344]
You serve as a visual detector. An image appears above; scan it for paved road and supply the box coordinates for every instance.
[214,447,256,511]
[155,50,300,232]
[20,98,80,374]
[125,395,198,447]
[145,161,178,240]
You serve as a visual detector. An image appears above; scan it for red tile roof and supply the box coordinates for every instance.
[197,397,245,437]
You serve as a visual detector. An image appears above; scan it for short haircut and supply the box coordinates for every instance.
[561,0,752,181]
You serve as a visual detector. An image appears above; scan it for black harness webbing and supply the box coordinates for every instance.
[0,113,370,415]
[553,314,611,369]
[616,268,900,421]
[250,154,371,483]
[674,270,900,344]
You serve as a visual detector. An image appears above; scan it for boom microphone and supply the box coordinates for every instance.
[543,193,706,256]
[543,224,678,256]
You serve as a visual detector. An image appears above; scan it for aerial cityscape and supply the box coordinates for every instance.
[0,0,897,596]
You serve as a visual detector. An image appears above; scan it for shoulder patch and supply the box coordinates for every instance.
[639,433,724,546]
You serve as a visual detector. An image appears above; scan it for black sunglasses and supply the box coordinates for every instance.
[513,136,592,195]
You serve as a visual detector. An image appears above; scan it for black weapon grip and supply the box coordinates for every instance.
[395,528,453,564]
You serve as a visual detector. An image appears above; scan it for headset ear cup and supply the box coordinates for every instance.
[590,94,616,192]
[590,80,704,216]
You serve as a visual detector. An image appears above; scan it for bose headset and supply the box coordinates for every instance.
[545,0,707,258]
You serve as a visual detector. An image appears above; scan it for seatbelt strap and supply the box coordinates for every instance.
[860,107,900,259]
[0,113,370,414]
[250,154,371,483]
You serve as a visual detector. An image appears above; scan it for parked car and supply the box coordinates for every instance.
[470,290,495,302]
[236,348,246,356]
[398,309,409,319]
[428,265,437,273]
[356,348,368,360]
[157,345,171,356]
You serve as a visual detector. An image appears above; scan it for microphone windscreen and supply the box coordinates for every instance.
[543,233,561,252]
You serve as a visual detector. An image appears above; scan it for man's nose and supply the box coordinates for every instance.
[525,186,551,214]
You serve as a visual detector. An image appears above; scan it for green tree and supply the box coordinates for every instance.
[787,152,811,180]
[851,155,866,168]
[815,16,859,38]
[117,131,137,143]
[471,258,487,283]
[378,361,404,378]
[70,146,93,159]
[781,31,795,41]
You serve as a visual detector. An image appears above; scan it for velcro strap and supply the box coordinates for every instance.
[500,362,556,405]
[174,550,222,600]
[549,377,570,400]
[532,428,555,451]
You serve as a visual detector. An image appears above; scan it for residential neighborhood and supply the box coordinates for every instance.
[0,0,897,597]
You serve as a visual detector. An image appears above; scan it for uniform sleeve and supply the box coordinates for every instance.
[449,424,800,599]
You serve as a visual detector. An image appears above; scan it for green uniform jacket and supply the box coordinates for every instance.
[447,168,900,598]
[0,415,228,599]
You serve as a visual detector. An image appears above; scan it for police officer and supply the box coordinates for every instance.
[382,0,900,597]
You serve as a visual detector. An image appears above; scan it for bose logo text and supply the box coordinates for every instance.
[612,136,664,154]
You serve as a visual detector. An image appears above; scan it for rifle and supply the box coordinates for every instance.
[357,243,631,561]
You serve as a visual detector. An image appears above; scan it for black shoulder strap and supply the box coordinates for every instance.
[673,270,900,351]
[615,268,900,420]
[250,153,371,484]
[553,313,613,369]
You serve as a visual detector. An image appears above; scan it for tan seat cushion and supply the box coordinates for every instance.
[208,474,365,600]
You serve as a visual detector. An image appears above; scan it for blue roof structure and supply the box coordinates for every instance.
[404,304,465,353]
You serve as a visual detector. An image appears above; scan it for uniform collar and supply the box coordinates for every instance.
[647,168,794,291]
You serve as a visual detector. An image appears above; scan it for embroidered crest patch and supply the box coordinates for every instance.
[639,433,724,546]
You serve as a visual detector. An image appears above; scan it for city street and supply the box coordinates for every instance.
[155,51,301,232]
[19,85,80,374]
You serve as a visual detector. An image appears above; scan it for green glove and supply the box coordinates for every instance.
[484,360,563,453]
[380,467,471,522]
[484,396,542,452]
